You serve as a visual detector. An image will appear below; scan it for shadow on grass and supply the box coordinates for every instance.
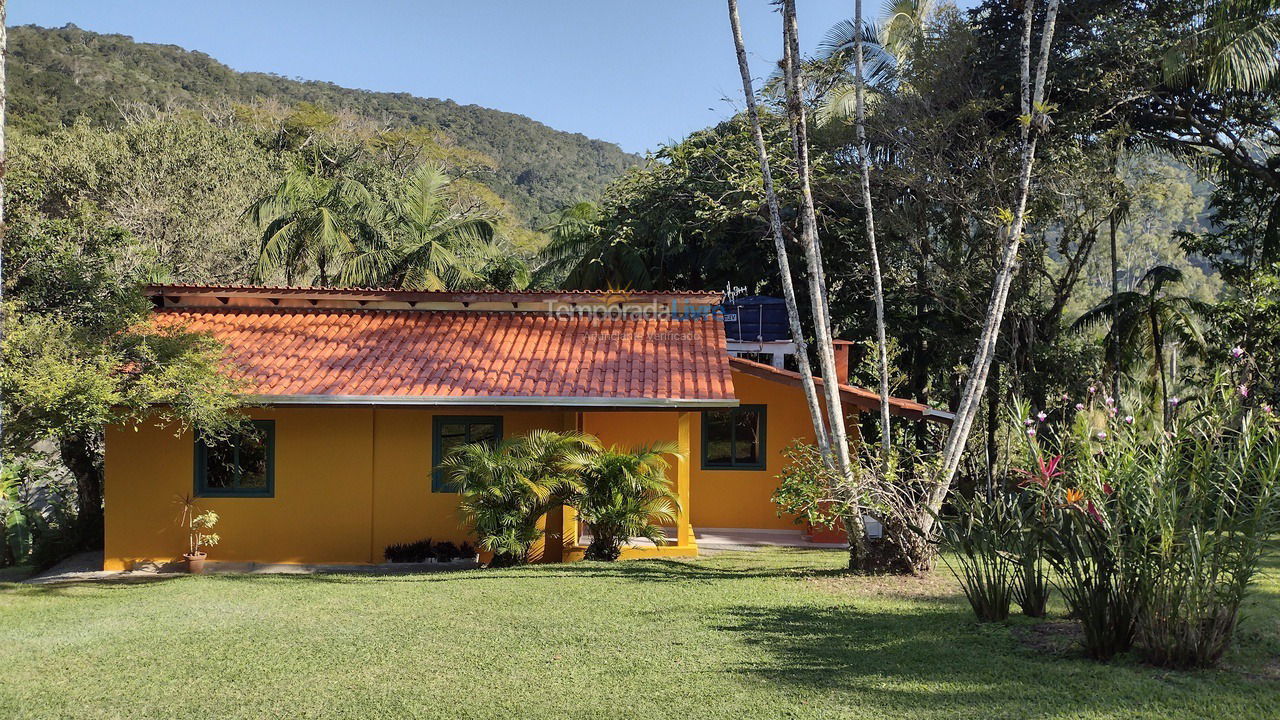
[208,554,856,586]
[1,574,185,596]
[714,601,1277,717]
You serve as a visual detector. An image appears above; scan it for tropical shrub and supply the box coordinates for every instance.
[383,539,475,563]
[1013,369,1280,665]
[441,430,598,567]
[940,492,1017,622]
[568,442,680,561]
[0,468,32,567]
[773,440,938,574]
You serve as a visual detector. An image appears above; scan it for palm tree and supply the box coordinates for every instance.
[248,165,375,286]
[725,0,832,469]
[1,0,8,476]
[811,0,935,126]
[442,430,598,567]
[567,442,680,561]
[539,202,602,273]
[1073,266,1209,422]
[853,0,894,460]
[535,201,653,290]
[781,0,869,566]
[344,164,496,290]
[1163,0,1280,92]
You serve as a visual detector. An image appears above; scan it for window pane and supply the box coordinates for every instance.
[238,426,270,489]
[202,439,238,488]
[439,423,469,457]
[704,411,733,465]
[467,422,498,446]
[734,409,761,465]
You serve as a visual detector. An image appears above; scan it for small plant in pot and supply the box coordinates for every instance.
[179,496,220,574]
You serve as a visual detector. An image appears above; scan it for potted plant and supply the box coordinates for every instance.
[179,496,220,574]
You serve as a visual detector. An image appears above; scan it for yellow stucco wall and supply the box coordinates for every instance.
[102,369,854,569]
[103,407,570,570]
[690,370,858,530]
[579,370,858,532]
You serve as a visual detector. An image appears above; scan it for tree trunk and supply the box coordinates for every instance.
[985,361,1002,501]
[1152,308,1168,425]
[725,0,832,463]
[1109,205,1121,407]
[781,0,868,569]
[59,433,105,548]
[1,2,8,478]
[921,0,1062,539]
[854,0,893,459]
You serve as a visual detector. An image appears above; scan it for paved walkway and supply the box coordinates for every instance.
[22,551,477,584]
[21,529,843,584]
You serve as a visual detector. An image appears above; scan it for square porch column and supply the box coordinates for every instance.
[676,411,696,548]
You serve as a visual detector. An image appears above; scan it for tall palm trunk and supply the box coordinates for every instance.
[1151,307,1168,425]
[780,0,869,569]
[725,0,832,463]
[854,0,893,459]
[922,0,1062,538]
[1109,207,1120,405]
[0,2,7,477]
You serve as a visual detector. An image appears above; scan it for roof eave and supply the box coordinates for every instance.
[243,394,740,409]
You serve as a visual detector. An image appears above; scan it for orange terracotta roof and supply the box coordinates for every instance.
[153,307,737,407]
[728,356,953,424]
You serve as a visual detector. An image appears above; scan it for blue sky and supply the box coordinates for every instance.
[12,1,978,154]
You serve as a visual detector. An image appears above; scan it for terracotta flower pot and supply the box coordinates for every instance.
[184,552,207,574]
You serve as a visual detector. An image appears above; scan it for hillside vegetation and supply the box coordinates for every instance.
[9,23,639,224]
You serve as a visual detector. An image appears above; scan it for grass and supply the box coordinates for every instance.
[1,548,1277,720]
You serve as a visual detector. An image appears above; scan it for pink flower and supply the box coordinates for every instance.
[1230,346,1245,360]
[1026,428,1037,438]
[1025,417,1035,427]
[1168,397,1180,406]
[1239,385,1250,398]
[1061,393,1070,402]
[1096,431,1107,440]
[1089,385,1098,394]
[1105,396,1115,406]
[1109,408,1118,417]
[1075,403,1085,411]
[1036,411,1048,422]
[1263,404,1273,414]
[1124,415,1134,425]
[1086,499,1105,525]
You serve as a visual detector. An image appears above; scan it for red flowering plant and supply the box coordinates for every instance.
[1014,372,1280,666]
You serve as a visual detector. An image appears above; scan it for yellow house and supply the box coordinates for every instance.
[103,285,948,570]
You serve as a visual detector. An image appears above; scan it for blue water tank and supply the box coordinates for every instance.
[722,296,791,342]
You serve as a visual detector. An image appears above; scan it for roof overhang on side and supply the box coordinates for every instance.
[728,357,954,424]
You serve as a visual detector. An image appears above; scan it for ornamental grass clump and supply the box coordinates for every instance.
[1128,383,1280,668]
[941,492,1017,622]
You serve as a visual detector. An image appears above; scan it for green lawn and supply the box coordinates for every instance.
[1,549,1277,720]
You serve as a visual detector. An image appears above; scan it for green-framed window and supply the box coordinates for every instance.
[194,420,275,497]
[701,405,767,470]
[432,416,503,492]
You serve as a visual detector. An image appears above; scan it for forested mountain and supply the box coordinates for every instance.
[8,23,640,224]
